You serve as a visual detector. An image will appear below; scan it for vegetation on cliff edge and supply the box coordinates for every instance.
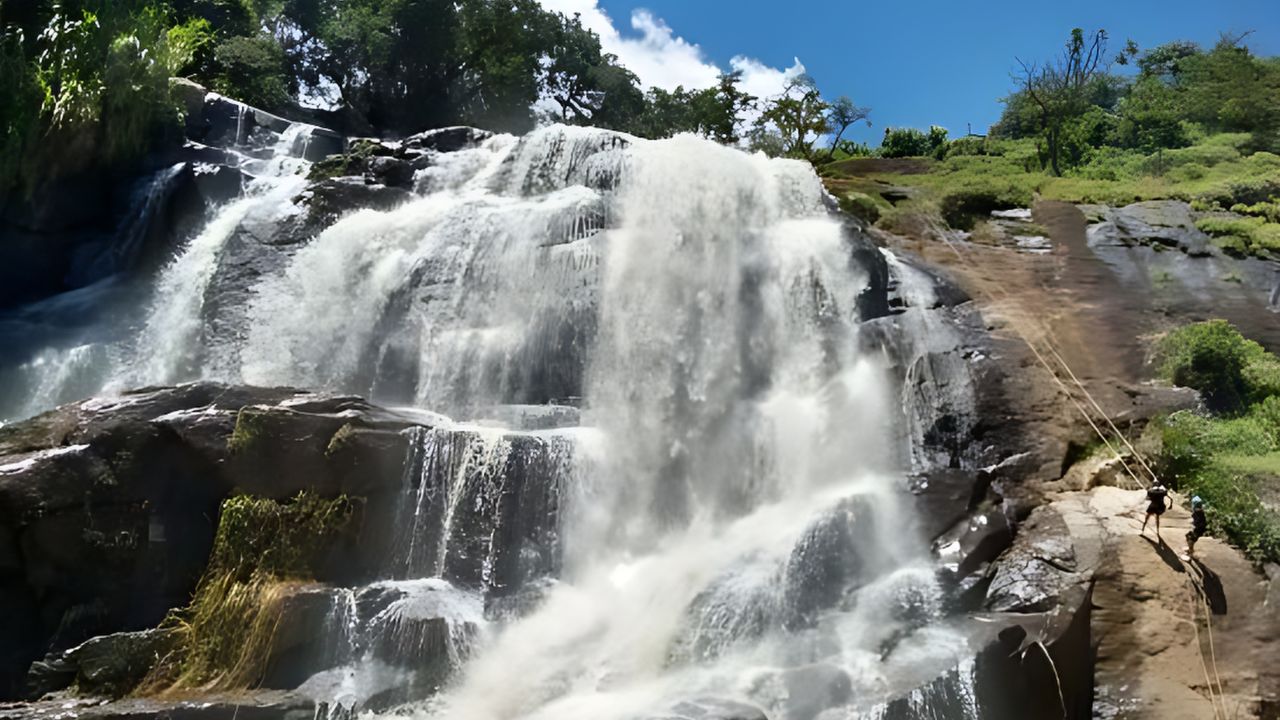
[1153,321,1280,564]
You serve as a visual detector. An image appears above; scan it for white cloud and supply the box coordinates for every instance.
[538,0,802,99]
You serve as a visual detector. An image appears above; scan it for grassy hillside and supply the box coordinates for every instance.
[821,132,1280,256]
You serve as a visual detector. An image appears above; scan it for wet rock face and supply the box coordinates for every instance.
[985,502,1099,613]
[0,383,430,700]
[0,80,343,313]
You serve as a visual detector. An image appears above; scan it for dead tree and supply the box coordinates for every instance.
[1016,28,1110,176]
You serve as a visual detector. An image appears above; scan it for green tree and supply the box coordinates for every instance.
[630,72,754,144]
[1115,75,1186,151]
[1015,28,1132,175]
[825,95,870,155]
[756,74,828,160]
[543,13,644,132]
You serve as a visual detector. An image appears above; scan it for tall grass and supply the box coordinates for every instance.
[139,492,354,695]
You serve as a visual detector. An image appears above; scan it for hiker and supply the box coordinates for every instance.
[1140,481,1171,540]
[1185,495,1207,559]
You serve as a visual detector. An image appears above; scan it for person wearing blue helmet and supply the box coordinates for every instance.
[1185,496,1207,559]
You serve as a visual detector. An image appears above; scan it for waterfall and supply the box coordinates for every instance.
[3,123,981,716]
[404,132,948,720]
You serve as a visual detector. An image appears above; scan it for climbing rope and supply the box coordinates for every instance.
[1186,562,1230,718]
[906,210,1240,717]
[912,215,1154,489]
[1182,575,1227,719]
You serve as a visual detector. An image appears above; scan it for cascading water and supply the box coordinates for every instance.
[4,122,984,718]
[0,121,319,421]
[385,133,969,720]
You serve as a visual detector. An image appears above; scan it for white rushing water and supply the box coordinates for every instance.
[382,131,957,720]
[6,124,977,717]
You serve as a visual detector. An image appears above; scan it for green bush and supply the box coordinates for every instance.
[942,135,988,159]
[1158,320,1279,411]
[1231,201,1280,223]
[1169,162,1207,181]
[837,191,884,224]
[1156,408,1280,564]
[880,125,949,159]
[1195,215,1280,256]
[939,184,1031,230]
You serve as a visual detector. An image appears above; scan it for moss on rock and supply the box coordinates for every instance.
[139,491,356,694]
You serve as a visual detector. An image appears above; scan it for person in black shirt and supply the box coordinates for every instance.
[1141,481,1171,540]
[1185,496,1207,559]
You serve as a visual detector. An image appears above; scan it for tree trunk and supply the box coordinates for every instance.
[1048,125,1062,176]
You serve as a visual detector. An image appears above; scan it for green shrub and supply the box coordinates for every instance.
[1195,215,1280,256]
[942,135,987,159]
[1230,201,1280,223]
[1181,465,1280,563]
[1156,411,1280,564]
[880,126,949,159]
[939,184,1031,230]
[1169,162,1207,181]
[838,191,884,224]
[1223,178,1280,206]
[142,491,356,693]
[1156,142,1241,169]
[1158,320,1277,412]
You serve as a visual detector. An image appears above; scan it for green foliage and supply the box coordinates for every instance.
[209,34,287,109]
[142,491,355,693]
[1153,325,1280,564]
[836,191,885,224]
[1195,215,1280,256]
[938,184,1030,230]
[206,491,354,580]
[633,71,756,143]
[830,138,874,160]
[940,135,988,159]
[1158,320,1280,412]
[754,74,829,160]
[880,126,948,158]
[227,407,267,454]
[1,1,210,194]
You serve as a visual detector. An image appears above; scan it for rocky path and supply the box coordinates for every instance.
[1054,486,1279,720]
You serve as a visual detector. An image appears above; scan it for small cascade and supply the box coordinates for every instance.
[389,424,577,596]
[300,578,487,713]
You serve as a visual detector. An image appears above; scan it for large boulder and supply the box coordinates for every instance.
[1081,200,1213,256]
[0,384,430,700]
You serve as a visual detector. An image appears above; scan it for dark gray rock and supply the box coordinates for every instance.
[935,502,1013,581]
[292,178,411,238]
[0,383,435,700]
[777,664,852,720]
[1082,200,1213,256]
[403,127,493,154]
[985,500,1101,613]
[65,629,177,697]
[0,690,315,720]
[781,500,873,629]
[365,156,415,188]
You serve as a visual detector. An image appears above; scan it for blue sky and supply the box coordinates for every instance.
[582,0,1279,145]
